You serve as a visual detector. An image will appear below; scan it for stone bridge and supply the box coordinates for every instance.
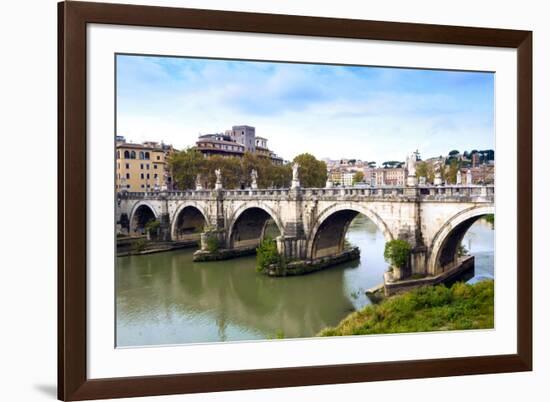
[117,184,494,280]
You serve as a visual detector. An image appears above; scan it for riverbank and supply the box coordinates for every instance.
[116,237,198,257]
[318,280,494,336]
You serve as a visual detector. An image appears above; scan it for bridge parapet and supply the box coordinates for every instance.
[118,184,493,203]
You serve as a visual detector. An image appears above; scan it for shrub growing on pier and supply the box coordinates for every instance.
[256,237,281,273]
[205,236,220,253]
[383,239,411,269]
[145,219,161,239]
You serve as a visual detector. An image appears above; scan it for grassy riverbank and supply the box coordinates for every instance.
[318,280,494,336]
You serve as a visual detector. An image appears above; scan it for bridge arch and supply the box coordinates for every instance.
[170,202,211,242]
[226,203,284,249]
[428,205,495,275]
[307,203,393,260]
[129,201,159,236]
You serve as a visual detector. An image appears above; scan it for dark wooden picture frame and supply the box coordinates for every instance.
[58,1,532,400]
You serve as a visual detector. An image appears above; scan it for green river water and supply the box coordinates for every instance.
[116,216,494,347]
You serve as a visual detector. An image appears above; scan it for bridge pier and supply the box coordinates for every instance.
[276,235,307,260]
[159,213,171,241]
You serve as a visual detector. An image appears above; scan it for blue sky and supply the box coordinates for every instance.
[116,54,494,163]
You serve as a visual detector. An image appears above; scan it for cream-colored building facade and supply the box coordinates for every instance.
[116,137,174,192]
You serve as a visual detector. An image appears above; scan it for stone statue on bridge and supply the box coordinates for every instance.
[434,160,443,186]
[195,174,203,191]
[250,169,258,189]
[291,162,300,189]
[215,169,223,190]
[456,169,462,185]
[406,152,418,187]
[466,169,472,185]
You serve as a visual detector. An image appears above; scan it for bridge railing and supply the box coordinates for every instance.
[117,184,494,201]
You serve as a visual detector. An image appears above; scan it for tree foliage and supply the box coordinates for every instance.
[383,239,411,268]
[168,147,206,190]
[382,161,403,168]
[352,171,365,184]
[445,159,460,184]
[415,161,435,183]
[169,149,292,190]
[292,153,327,188]
[256,237,281,273]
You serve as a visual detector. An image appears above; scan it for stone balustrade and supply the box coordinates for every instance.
[118,184,494,203]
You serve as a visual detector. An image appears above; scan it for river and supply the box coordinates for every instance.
[116,216,494,347]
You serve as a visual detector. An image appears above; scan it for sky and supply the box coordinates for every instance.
[116,54,494,164]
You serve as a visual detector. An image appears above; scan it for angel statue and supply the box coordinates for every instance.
[292,162,299,181]
[250,169,258,189]
[407,152,417,177]
[214,169,222,189]
[291,162,300,189]
[195,173,203,190]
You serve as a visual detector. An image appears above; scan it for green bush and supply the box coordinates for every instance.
[205,236,220,253]
[133,238,147,253]
[145,219,161,237]
[383,239,411,268]
[256,237,281,273]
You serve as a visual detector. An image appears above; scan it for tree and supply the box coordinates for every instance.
[384,239,411,269]
[293,153,327,188]
[170,148,293,190]
[202,155,242,189]
[352,171,365,184]
[382,161,402,168]
[168,147,206,190]
[449,150,460,157]
[445,158,460,184]
[415,161,435,183]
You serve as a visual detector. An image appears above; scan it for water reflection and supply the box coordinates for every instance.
[116,215,494,347]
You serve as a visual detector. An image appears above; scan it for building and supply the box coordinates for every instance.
[226,125,256,153]
[196,125,283,165]
[363,166,406,186]
[464,165,495,184]
[471,152,480,167]
[116,137,175,192]
[196,133,246,157]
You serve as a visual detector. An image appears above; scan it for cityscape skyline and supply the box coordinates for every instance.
[116,55,495,164]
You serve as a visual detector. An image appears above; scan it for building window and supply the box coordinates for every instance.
[157,156,160,160]
[125,163,129,169]
[145,152,150,160]
[146,164,150,170]
[140,163,143,169]
[117,151,120,159]
[146,173,150,179]
[139,151,145,159]
[124,150,130,159]
[154,164,157,169]
[130,151,136,159]
[126,173,130,179]
[140,173,144,179]
[154,174,158,179]
[141,184,144,188]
